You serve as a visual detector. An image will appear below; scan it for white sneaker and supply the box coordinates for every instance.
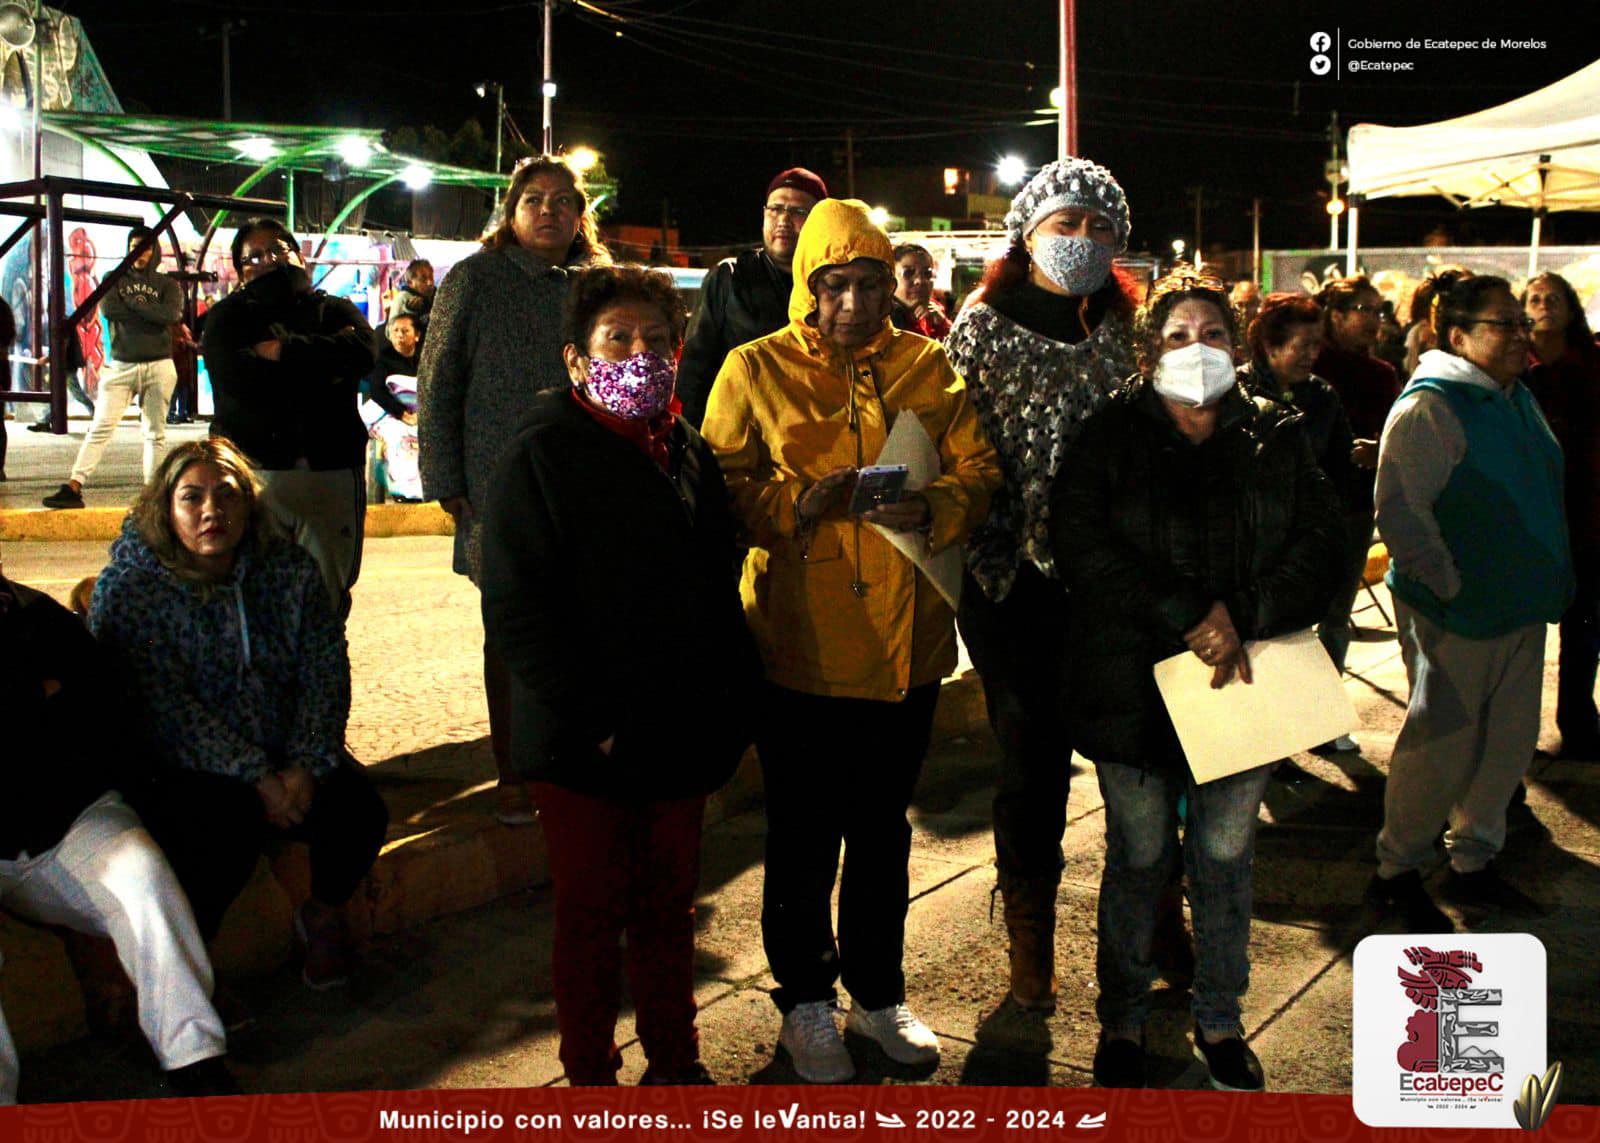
[1312,733,1359,755]
[780,1000,855,1083]
[845,1001,941,1066]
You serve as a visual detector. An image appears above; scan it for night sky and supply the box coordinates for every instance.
[63,0,1600,258]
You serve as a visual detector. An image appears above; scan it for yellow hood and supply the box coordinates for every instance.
[787,198,896,326]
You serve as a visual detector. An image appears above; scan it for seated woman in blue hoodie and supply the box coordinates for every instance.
[88,437,388,990]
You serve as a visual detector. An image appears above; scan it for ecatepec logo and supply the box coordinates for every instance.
[1395,947,1502,1079]
[1354,933,1547,1128]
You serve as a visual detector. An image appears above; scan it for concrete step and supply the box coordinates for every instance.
[3,673,988,1057]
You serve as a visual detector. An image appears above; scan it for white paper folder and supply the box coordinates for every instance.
[1152,627,1359,784]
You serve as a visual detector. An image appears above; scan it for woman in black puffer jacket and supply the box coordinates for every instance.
[1048,269,1343,1093]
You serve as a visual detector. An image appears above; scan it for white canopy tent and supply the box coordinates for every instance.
[1345,58,1600,276]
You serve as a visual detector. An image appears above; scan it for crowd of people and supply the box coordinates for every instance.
[2,147,1596,1102]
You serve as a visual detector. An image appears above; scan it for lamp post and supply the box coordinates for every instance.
[1058,0,1076,159]
[542,0,555,154]
[476,81,506,173]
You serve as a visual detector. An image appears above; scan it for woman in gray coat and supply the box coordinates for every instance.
[418,155,609,825]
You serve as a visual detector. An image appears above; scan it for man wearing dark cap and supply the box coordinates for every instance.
[676,167,827,427]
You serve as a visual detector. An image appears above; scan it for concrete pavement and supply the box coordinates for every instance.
[2,420,1598,1104]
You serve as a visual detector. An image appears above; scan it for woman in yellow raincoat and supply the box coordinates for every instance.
[703,198,1000,1084]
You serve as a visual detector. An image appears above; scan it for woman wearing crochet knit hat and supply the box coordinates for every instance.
[944,158,1139,1041]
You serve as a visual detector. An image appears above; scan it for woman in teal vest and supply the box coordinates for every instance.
[1368,271,1572,929]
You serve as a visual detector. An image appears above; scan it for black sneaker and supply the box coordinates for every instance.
[42,483,85,509]
[1193,1029,1264,1092]
[27,420,53,433]
[1092,1032,1146,1088]
[1440,865,1549,918]
[164,1055,241,1097]
[1367,871,1453,932]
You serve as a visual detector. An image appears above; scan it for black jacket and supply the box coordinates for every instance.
[1049,382,1345,773]
[202,268,376,470]
[0,579,123,858]
[479,389,760,799]
[362,339,419,420]
[676,247,791,428]
[1239,360,1367,514]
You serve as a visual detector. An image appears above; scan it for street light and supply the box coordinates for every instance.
[1171,238,1187,268]
[868,205,891,228]
[232,136,276,161]
[337,136,374,169]
[401,164,433,191]
[996,154,1027,187]
[566,146,599,174]
[476,80,506,173]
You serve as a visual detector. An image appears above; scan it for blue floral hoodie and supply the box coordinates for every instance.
[88,522,351,783]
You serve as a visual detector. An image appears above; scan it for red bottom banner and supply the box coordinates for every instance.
[1,1088,1595,1142]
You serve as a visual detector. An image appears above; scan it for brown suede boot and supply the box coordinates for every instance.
[1000,874,1060,1012]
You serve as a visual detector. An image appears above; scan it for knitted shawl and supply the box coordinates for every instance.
[945,300,1135,600]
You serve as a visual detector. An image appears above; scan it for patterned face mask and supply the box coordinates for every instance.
[1031,234,1115,296]
[582,350,676,420]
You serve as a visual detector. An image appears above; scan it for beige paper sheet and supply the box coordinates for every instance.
[1152,627,1359,784]
[866,411,963,611]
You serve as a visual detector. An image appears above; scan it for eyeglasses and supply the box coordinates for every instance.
[240,240,295,268]
[1466,316,1535,333]
[764,204,810,222]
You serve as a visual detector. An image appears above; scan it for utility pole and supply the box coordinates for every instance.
[1189,185,1203,270]
[495,84,505,172]
[222,21,232,119]
[1058,0,1077,159]
[541,0,554,154]
[201,20,245,120]
[1327,110,1344,252]
[1251,196,1262,284]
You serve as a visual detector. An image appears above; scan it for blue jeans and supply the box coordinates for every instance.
[1094,760,1273,1036]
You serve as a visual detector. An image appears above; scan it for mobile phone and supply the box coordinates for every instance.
[848,464,909,515]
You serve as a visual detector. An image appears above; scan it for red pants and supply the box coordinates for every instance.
[533,783,706,1085]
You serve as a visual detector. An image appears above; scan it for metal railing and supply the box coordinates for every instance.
[0,176,285,432]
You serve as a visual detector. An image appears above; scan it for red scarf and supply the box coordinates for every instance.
[571,388,680,473]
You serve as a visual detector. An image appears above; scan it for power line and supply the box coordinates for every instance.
[586,16,1035,93]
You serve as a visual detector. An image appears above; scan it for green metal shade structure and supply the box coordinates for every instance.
[43,109,505,187]
[40,109,615,243]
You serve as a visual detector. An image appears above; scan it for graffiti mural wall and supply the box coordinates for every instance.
[1,7,121,411]
[1265,246,1600,330]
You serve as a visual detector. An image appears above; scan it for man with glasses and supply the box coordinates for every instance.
[42,227,184,510]
[201,218,375,619]
[676,168,828,427]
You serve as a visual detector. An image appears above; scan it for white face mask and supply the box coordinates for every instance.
[1152,342,1236,407]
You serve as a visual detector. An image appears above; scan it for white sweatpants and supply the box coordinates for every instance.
[0,792,225,1104]
[68,358,179,487]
